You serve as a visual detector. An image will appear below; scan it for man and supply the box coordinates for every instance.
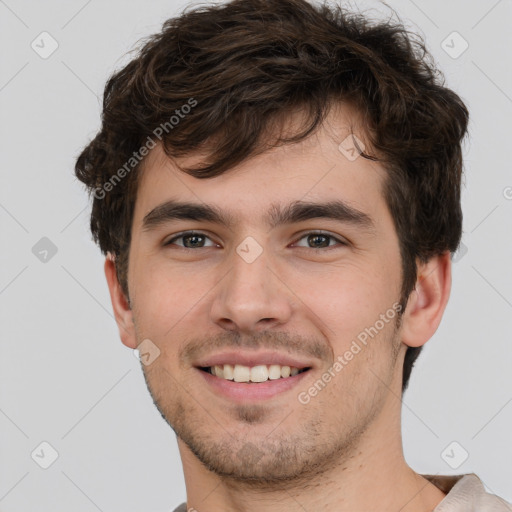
[74,0,511,510]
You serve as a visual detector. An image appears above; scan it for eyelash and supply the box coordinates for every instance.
[163,230,347,251]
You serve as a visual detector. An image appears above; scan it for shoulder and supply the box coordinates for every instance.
[422,473,512,511]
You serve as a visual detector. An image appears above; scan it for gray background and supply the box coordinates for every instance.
[1,0,511,510]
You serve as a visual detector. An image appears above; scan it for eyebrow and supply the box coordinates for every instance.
[142,199,375,233]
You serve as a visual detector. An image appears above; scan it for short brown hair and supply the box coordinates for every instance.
[74,0,469,392]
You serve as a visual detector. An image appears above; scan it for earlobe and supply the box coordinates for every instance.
[400,252,452,349]
[104,253,138,349]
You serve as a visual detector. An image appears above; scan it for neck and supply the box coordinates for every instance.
[177,406,446,512]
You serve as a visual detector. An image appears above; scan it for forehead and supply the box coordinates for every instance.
[133,106,388,227]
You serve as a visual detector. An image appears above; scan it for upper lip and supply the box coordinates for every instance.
[194,351,314,370]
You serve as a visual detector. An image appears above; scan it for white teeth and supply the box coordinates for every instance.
[250,365,269,382]
[207,363,306,382]
[233,364,251,382]
[223,364,234,380]
[268,365,282,380]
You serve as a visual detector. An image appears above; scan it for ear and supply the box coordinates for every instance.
[104,253,138,349]
[400,251,452,348]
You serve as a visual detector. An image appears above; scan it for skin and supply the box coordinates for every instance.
[105,105,452,512]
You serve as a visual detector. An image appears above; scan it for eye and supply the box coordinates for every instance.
[163,230,347,251]
[164,231,218,249]
[292,231,347,250]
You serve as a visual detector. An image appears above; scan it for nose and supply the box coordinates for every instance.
[209,245,294,334]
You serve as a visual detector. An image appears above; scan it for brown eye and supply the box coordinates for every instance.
[165,231,217,249]
[293,232,346,249]
[306,234,330,248]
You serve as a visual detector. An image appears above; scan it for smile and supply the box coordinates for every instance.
[200,364,310,383]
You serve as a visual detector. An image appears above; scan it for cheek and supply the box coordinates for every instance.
[314,311,400,415]
[287,261,398,343]
[130,257,214,342]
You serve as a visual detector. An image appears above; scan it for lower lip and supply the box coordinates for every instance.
[196,368,311,402]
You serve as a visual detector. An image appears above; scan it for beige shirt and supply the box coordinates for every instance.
[172,473,512,511]
[424,473,512,511]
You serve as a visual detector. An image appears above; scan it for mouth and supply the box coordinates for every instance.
[195,359,313,402]
[193,351,316,401]
[198,364,311,383]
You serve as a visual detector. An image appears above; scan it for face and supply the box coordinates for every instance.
[124,106,406,484]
